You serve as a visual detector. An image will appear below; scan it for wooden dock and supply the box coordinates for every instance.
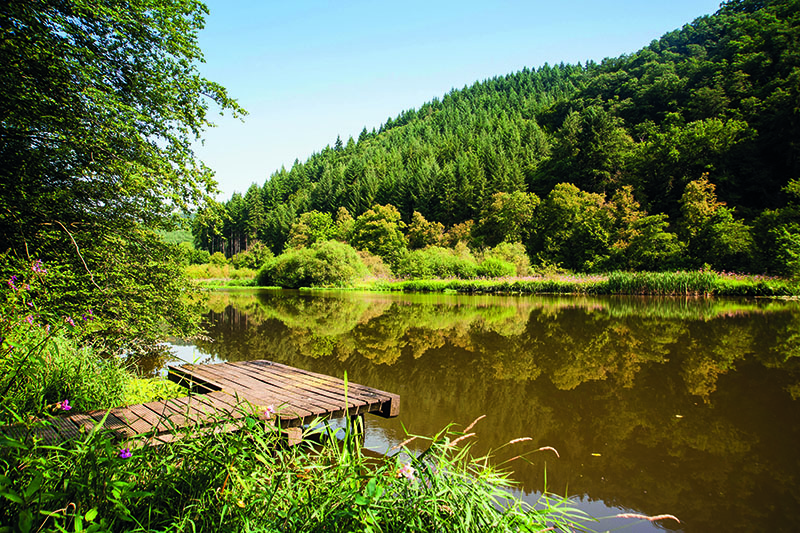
[1,360,399,446]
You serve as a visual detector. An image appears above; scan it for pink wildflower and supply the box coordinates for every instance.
[397,463,416,480]
[118,447,132,459]
[264,405,276,419]
[60,399,72,411]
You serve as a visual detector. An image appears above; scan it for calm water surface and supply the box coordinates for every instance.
[162,290,800,532]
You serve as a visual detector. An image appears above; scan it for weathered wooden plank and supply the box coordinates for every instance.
[253,360,396,400]
[226,361,370,408]
[181,365,323,419]
[210,363,352,413]
[47,416,82,441]
[244,360,400,417]
[108,407,156,436]
[84,410,137,440]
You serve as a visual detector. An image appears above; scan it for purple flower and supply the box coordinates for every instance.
[264,405,276,419]
[7,275,18,290]
[65,316,75,327]
[118,447,132,459]
[31,260,46,274]
[60,399,71,411]
[25,315,34,325]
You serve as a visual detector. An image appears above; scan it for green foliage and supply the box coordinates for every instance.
[123,378,187,406]
[0,412,598,532]
[529,183,613,271]
[476,257,516,278]
[679,175,755,270]
[209,251,228,266]
[350,204,409,266]
[408,211,445,249]
[257,240,369,288]
[395,247,479,280]
[484,242,534,276]
[287,210,338,249]
[229,241,274,270]
[178,242,212,265]
[474,192,539,247]
[0,0,242,347]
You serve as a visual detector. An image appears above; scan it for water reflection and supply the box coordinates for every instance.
[169,290,800,532]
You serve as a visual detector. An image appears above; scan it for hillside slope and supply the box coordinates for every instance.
[195,0,800,274]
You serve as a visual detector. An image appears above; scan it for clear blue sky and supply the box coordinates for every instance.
[195,0,723,200]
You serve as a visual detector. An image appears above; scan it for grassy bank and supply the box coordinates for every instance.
[0,406,625,532]
[377,271,799,297]
[230,270,799,297]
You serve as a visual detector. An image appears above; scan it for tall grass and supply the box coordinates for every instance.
[0,328,131,421]
[378,271,799,297]
[0,407,606,532]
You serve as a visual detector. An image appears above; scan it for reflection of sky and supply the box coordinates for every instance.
[164,343,224,376]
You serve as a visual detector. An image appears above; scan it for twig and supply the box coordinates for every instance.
[54,220,101,290]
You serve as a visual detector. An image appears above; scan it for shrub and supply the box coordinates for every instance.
[257,240,369,288]
[483,242,532,276]
[209,251,228,266]
[178,242,211,265]
[229,242,273,270]
[395,247,480,279]
[476,257,515,278]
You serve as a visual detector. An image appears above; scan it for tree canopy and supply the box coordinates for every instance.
[197,0,800,276]
[0,0,242,348]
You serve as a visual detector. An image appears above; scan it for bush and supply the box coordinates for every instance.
[177,242,211,265]
[476,257,515,278]
[257,240,369,288]
[358,250,394,280]
[482,242,532,276]
[209,251,228,266]
[395,247,480,279]
[229,242,273,270]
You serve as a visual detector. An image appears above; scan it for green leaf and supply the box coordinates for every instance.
[84,509,98,522]
[365,477,378,498]
[23,473,43,500]
[18,509,32,533]
[0,491,24,504]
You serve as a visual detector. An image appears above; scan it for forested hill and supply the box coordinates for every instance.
[194,0,800,274]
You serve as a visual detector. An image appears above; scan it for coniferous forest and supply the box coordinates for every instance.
[193,0,800,276]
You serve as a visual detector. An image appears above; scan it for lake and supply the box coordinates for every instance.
[162,289,800,532]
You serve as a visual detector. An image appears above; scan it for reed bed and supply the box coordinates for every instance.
[379,271,798,297]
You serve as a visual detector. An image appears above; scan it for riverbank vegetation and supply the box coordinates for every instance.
[1,398,614,532]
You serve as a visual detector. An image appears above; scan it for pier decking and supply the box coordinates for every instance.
[1,360,399,446]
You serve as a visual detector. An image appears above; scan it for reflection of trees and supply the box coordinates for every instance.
[190,290,800,532]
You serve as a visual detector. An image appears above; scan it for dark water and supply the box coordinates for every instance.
[164,290,800,532]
